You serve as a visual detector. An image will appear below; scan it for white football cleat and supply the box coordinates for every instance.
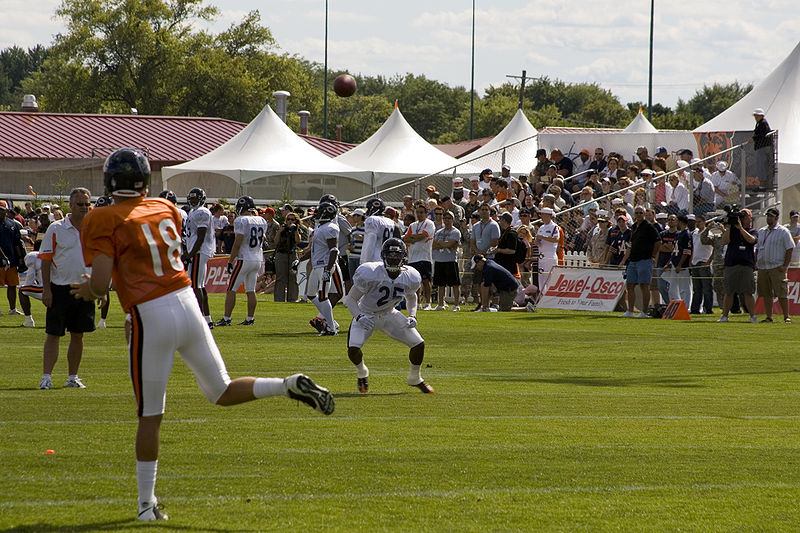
[8,308,23,315]
[65,377,86,389]
[96,319,106,328]
[285,374,334,415]
[138,501,168,521]
[39,376,52,390]
[22,316,35,327]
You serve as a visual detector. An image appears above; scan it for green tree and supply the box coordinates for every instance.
[0,45,48,109]
[324,94,393,144]
[676,82,752,123]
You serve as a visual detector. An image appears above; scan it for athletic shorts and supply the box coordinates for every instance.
[20,285,43,300]
[409,260,432,281]
[0,266,19,287]
[226,259,261,293]
[187,253,210,289]
[308,264,344,300]
[347,308,424,349]
[626,259,654,285]
[45,283,95,336]
[757,267,788,299]
[433,261,460,287]
[129,286,231,417]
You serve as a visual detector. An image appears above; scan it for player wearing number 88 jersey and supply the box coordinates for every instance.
[343,238,434,394]
[216,198,267,326]
[72,148,334,522]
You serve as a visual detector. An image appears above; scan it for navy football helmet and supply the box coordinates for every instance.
[365,197,385,217]
[94,195,113,208]
[187,187,206,208]
[103,148,150,196]
[381,237,406,274]
[158,190,178,205]
[319,194,340,208]
[235,195,256,215]
[316,202,338,223]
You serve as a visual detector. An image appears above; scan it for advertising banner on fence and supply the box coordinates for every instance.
[537,266,626,311]
[754,267,800,316]
[205,255,244,294]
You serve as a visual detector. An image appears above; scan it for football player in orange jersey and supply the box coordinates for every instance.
[71,148,334,522]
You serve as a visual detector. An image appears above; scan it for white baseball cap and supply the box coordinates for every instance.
[540,207,554,215]
[753,108,765,116]
[716,161,728,171]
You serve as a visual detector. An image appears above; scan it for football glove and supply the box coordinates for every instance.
[322,269,331,282]
[356,314,375,330]
[290,260,299,272]
[227,262,234,274]
[406,316,417,329]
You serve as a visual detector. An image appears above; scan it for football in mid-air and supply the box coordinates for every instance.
[333,74,357,97]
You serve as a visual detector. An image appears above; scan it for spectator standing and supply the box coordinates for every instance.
[689,215,714,314]
[273,212,302,303]
[535,208,560,288]
[38,188,94,390]
[620,206,661,318]
[0,200,25,315]
[404,205,436,310]
[494,213,520,278]
[586,211,610,264]
[786,210,800,265]
[691,167,715,216]
[348,209,366,278]
[755,207,795,323]
[603,215,630,267]
[700,218,726,310]
[432,211,461,311]
[711,162,740,208]
[664,214,693,308]
[531,149,552,183]
[718,209,758,323]
[220,213,236,254]
[550,149,573,178]
[751,108,774,183]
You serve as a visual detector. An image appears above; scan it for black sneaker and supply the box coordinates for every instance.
[357,377,369,393]
[239,319,255,326]
[411,380,435,394]
[214,318,231,327]
[207,321,215,330]
[285,374,335,415]
[309,317,325,333]
[319,328,337,336]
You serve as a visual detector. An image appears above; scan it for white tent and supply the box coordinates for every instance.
[694,40,800,198]
[458,108,538,174]
[162,104,372,201]
[335,105,479,188]
[623,111,658,133]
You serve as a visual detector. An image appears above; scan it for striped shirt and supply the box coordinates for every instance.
[756,224,795,269]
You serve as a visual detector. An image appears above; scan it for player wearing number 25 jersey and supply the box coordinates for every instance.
[72,148,334,523]
[344,237,434,394]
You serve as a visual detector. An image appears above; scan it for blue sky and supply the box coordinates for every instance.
[3,0,799,108]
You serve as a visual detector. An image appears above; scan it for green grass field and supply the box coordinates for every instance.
[2,294,799,532]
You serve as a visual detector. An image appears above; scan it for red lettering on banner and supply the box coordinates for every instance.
[753,268,800,316]
[538,266,627,311]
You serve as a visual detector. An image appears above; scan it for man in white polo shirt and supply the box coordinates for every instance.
[38,187,95,390]
[535,207,560,289]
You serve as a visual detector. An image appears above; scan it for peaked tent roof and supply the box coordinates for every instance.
[458,109,538,173]
[162,104,371,188]
[335,106,479,187]
[695,40,800,170]
[623,111,658,133]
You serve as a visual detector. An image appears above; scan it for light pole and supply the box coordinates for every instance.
[470,0,475,140]
[323,0,329,138]
[648,0,654,120]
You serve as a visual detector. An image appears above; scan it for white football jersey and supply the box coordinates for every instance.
[22,251,43,288]
[311,220,340,267]
[186,206,216,257]
[234,215,268,261]
[352,262,421,315]
[361,215,397,263]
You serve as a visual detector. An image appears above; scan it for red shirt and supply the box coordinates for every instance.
[80,196,190,312]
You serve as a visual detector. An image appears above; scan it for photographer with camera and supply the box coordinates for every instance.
[718,206,758,323]
[273,212,302,302]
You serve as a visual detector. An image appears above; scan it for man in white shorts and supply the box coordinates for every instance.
[300,202,343,336]
[183,187,215,328]
[71,148,334,523]
[215,196,267,326]
[536,207,560,289]
[18,250,43,327]
[343,237,434,394]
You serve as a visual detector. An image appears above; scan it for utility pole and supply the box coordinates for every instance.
[323,0,329,138]
[469,0,475,140]
[505,70,529,109]
[648,0,654,121]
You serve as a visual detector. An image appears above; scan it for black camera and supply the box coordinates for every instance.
[723,204,743,226]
